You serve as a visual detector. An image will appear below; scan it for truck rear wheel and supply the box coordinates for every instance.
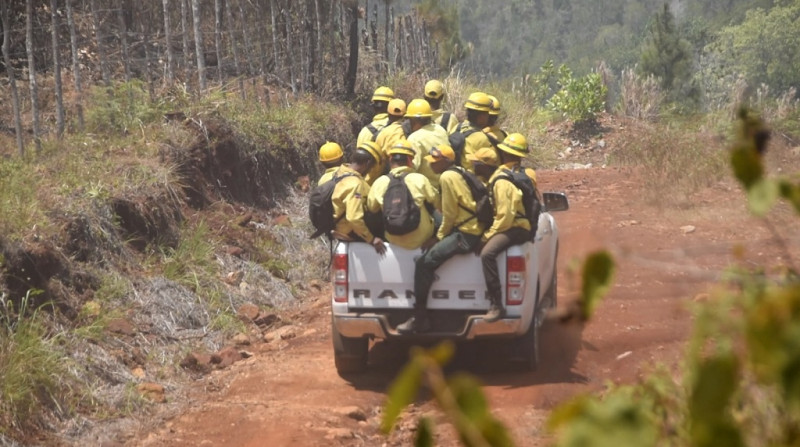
[508,313,540,371]
[331,316,368,374]
[507,281,541,371]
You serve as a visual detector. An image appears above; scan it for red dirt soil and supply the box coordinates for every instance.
[132,166,800,447]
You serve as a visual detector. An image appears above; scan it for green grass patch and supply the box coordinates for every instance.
[0,292,70,434]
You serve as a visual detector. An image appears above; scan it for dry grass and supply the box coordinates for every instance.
[609,118,729,205]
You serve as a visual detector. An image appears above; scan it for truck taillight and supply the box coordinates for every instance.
[506,255,526,306]
[332,253,348,303]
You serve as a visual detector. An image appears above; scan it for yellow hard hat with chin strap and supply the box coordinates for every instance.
[357,140,382,163]
[465,92,492,112]
[319,141,343,162]
[372,86,395,102]
[497,133,529,158]
[488,95,501,116]
[405,99,433,118]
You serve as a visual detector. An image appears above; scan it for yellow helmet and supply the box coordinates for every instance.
[357,140,382,163]
[388,140,416,157]
[387,98,407,117]
[497,133,529,158]
[371,86,395,102]
[318,141,343,162]
[424,80,444,100]
[488,95,501,116]
[405,99,433,118]
[465,92,492,112]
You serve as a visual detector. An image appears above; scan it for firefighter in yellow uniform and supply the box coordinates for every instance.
[317,141,344,186]
[332,141,386,255]
[478,133,532,322]
[356,86,395,148]
[483,95,508,149]
[366,140,440,251]
[405,99,449,190]
[423,80,458,135]
[367,98,407,184]
[458,92,493,172]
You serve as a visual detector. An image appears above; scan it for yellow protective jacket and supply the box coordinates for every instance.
[483,162,531,242]
[365,120,406,185]
[375,121,407,157]
[367,166,440,250]
[437,167,485,240]
[356,113,389,149]
[331,165,374,243]
[458,121,492,173]
[408,123,450,190]
[318,166,338,186]
[432,109,459,135]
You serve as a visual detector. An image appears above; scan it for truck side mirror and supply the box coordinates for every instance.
[543,192,569,212]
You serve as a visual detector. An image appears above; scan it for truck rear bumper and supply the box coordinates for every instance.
[333,313,523,340]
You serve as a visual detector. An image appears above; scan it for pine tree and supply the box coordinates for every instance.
[638,3,694,99]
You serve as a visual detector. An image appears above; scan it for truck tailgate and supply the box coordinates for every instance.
[345,242,497,310]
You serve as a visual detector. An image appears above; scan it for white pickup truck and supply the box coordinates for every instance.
[330,192,569,374]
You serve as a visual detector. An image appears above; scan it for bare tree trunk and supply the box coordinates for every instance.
[314,0,322,90]
[25,0,41,153]
[142,6,154,98]
[181,0,191,81]
[214,0,223,85]
[117,0,132,82]
[384,0,390,62]
[238,0,255,75]
[269,0,279,77]
[283,6,297,94]
[191,0,206,90]
[345,2,358,98]
[66,0,84,130]
[50,0,65,137]
[225,0,244,98]
[2,0,24,156]
[90,0,111,85]
[371,4,378,50]
[162,0,174,84]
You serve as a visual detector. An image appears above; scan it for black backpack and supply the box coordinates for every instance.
[490,167,541,239]
[484,128,507,150]
[448,122,478,167]
[382,172,421,236]
[308,173,354,239]
[441,112,452,131]
[366,123,382,142]
[449,167,493,227]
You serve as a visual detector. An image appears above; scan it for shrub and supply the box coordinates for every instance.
[85,80,170,135]
[548,67,608,125]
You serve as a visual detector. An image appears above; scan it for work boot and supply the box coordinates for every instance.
[484,302,506,323]
[396,313,431,334]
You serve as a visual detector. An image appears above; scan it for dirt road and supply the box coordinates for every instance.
[134,166,800,446]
